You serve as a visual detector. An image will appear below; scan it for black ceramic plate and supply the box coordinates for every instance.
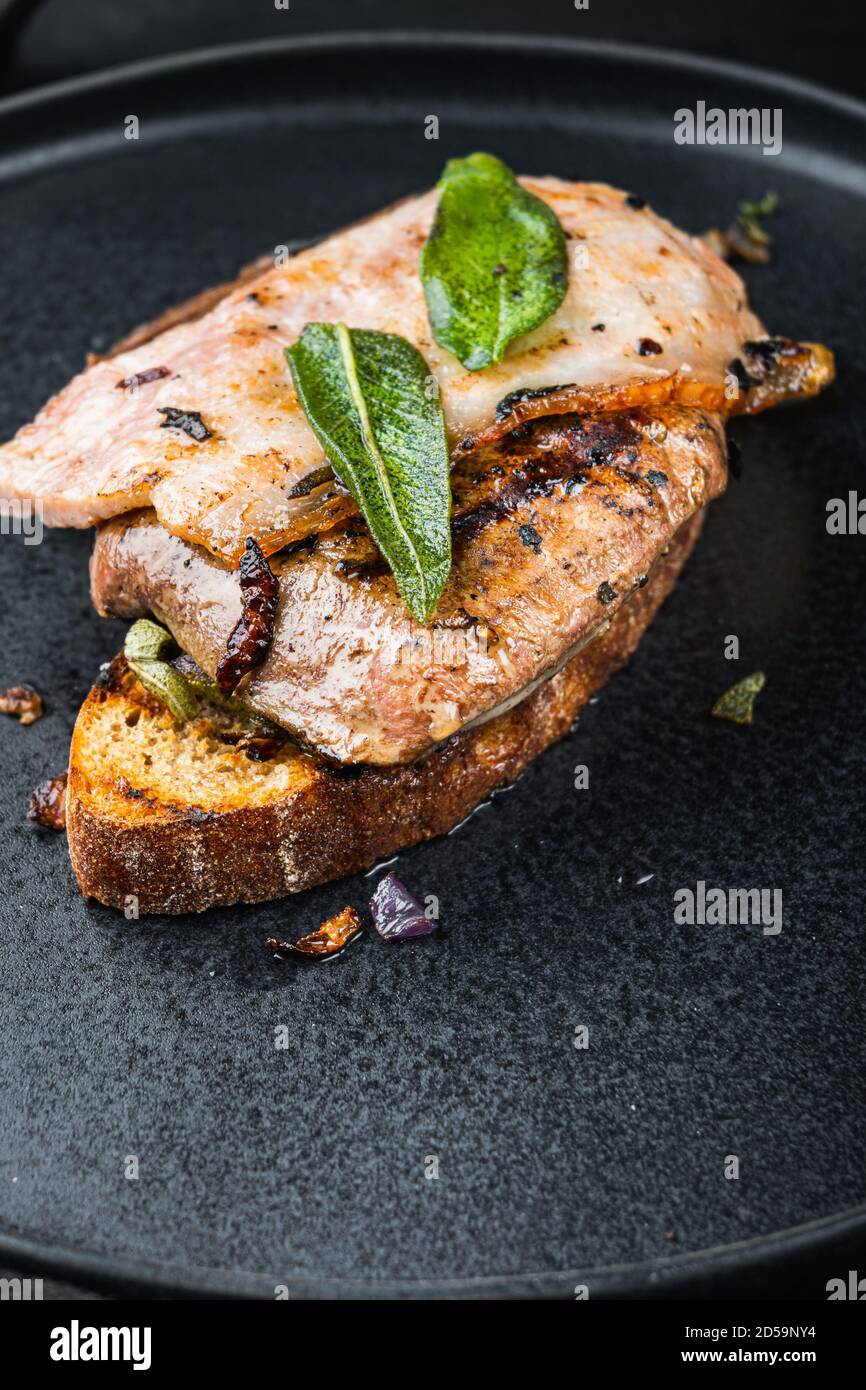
[1,34,864,1300]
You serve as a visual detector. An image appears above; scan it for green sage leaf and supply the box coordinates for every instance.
[420,151,569,371]
[171,653,280,732]
[286,323,451,623]
[124,619,200,722]
[710,671,765,726]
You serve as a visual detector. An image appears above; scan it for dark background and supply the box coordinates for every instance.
[1,0,863,1304]
[1,0,864,102]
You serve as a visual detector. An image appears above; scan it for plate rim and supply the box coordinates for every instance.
[2,1204,865,1300]
[1,28,863,1299]
[1,28,865,127]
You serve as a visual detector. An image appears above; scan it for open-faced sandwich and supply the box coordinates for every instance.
[0,155,834,912]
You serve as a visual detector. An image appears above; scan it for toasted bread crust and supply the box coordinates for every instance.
[66,514,701,913]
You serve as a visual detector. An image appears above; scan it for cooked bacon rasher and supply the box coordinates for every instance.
[0,179,832,565]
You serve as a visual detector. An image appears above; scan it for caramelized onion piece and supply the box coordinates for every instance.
[0,684,44,725]
[267,906,363,962]
[28,772,67,830]
[216,537,280,693]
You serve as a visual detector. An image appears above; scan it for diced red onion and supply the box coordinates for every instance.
[369,873,437,941]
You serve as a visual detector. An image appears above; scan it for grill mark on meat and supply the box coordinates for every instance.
[452,413,649,543]
[90,403,729,765]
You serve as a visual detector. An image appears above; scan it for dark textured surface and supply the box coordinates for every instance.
[0,36,864,1298]
[3,0,865,103]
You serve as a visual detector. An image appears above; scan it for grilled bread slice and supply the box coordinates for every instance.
[66,513,701,914]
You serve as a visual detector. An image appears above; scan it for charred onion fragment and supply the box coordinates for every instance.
[158,407,212,441]
[215,538,280,693]
[240,731,288,762]
[702,224,771,266]
[727,358,762,393]
[116,366,170,391]
[0,684,44,725]
[735,339,833,411]
[370,873,438,941]
[711,671,765,726]
[267,906,363,962]
[597,581,618,605]
[742,337,800,371]
[28,772,67,830]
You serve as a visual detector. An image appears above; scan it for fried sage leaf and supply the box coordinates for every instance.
[172,654,276,730]
[171,653,287,761]
[710,671,766,725]
[124,618,200,722]
[286,323,451,622]
[420,151,569,371]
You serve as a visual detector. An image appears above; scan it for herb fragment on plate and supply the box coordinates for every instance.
[267,906,363,962]
[701,191,779,266]
[124,618,200,722]
[710,671,765,725]
[370,872,438,941]
[286,323,451,623]
[419,151,569,371]
[738,190,779,241]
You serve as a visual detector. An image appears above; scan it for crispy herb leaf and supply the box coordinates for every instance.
[738,191,779,223]
[710,671,766,725]
[286,323,451,622]
[171,653,279,732]
[124,619,200,721]
[737,191,779,255]
[420,151,569,371]
[703,192,780,266]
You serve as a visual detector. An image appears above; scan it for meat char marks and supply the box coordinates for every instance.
[92,402,729,765]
